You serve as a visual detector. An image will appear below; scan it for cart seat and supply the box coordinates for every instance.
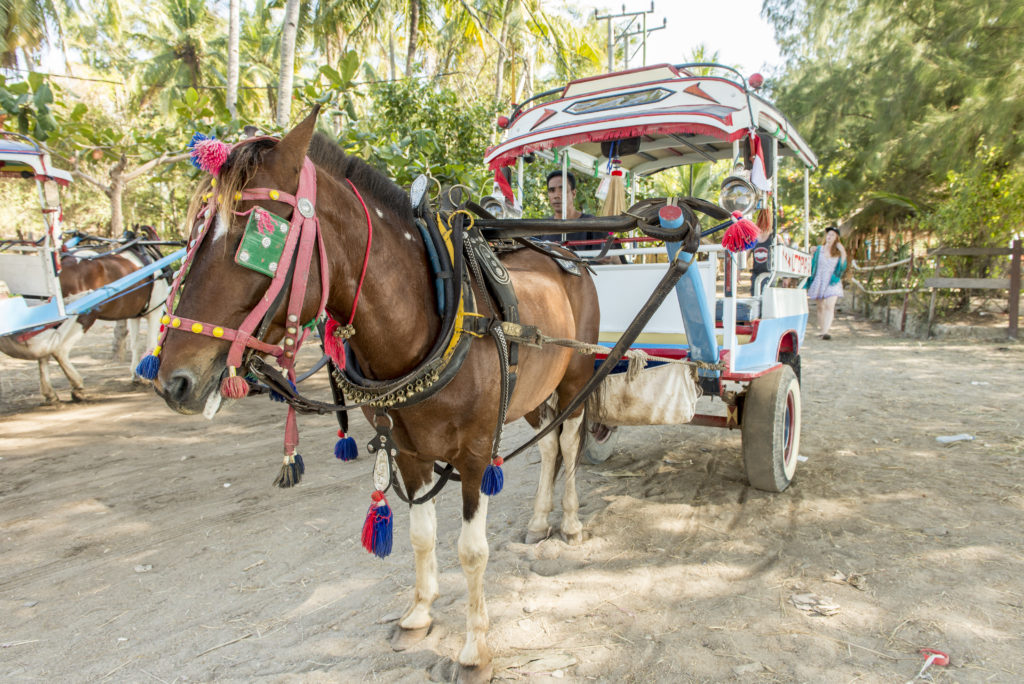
[715,298,761,323]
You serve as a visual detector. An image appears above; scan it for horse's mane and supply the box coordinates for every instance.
[308,132,413,223]
[186,132,413,234]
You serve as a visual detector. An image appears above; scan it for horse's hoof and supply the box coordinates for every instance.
[391,624,430,652]
[456,662,493,684]
[71,390,90,402]
[42,395,61,406]
[562,530,584,545]
[525,527,550,544]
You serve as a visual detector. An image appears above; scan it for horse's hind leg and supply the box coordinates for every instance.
[52,349,87,402]
[526,424,560,544]
[392,471,440,651]
[457,487,492,682]
[558,410,586,544]
[37,358,60,405]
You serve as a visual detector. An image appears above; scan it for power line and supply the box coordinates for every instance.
[1,67,124,85]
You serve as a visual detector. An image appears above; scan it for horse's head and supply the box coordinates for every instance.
[155,108,325,416]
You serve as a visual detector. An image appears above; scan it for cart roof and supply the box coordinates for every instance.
[0,134,73,186]
[484,63,817,176]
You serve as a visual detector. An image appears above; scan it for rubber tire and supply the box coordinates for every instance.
[741,365,801,492]
[583,423,619,465]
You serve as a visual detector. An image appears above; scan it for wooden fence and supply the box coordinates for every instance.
[849,239,1021,339]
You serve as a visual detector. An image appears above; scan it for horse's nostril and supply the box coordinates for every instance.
[167,370,195,402]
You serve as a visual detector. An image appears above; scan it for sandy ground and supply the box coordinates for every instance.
[1,313,1023,683]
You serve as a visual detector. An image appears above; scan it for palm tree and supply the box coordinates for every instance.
[275,0,301,126]
[1,0,70,70]
[226,0,239,119]
[131,0,225,111]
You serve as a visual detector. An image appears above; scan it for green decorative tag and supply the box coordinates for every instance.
[235,207,290,277]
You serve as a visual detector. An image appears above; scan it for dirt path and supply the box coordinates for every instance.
[2,315,1022,683]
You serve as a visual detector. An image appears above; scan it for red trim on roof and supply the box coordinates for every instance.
[530,108,557,131]
[488,121,745,169]
[684,83,718,103]
[513,75,747,124]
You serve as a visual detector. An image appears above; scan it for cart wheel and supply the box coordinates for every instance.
[741,365,800,492]
[583,422,619,465]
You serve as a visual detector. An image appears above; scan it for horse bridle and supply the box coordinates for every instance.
[152,147,372,456]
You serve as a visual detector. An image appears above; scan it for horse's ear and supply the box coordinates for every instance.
[273,105,321,178]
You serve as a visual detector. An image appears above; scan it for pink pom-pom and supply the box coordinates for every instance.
[220,374,250,398]
[192,139,230,175]
[721,211,760,253]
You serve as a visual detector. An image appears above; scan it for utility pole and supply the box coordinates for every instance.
[594,3,667,73]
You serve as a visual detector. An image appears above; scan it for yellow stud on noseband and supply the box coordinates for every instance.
[191,322,204,334]
[269,190,280,200]
[160,314,170,325]
[171,318,181,328]
[212,327,224,338]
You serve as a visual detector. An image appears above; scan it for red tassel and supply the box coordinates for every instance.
[220,374,250,398]
[361,505,377,552]
[324,316,346,369]
[722,211,760,253]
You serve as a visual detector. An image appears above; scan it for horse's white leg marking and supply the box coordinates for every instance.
[399,482,439,631]
[37,358,58,403]
[50,322,87,399]
[52,348,86,399]
[526,427,560,543]
[558,412,585,544]
[127,318,142,379]
[458,494,491,667]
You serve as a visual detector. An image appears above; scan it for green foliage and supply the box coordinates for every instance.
[0,73,59,140]
[326,79,500,198]
[765,0,1024,236]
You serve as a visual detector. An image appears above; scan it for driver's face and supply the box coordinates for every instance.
[547,177,575,218]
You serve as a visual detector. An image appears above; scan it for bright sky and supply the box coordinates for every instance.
[574,0,782,77]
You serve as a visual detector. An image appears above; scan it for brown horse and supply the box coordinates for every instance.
[0,237,169,403]
[153,111,599,681]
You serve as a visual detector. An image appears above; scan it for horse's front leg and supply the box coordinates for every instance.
[457,482,492,683]
[392,457,439,651]
[557,411,585,544]
[127,318,143,381]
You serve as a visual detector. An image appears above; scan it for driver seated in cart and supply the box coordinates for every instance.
[536,170,604,251]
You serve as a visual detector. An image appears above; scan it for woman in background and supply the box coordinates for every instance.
[804,225,847,339]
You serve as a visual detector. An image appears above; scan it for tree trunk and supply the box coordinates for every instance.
[388,32,397,81]
[493,0,512,102]
[405,0,420,78]
[276,0,302,128]
[106,155,129,237]
[227,0,240,119]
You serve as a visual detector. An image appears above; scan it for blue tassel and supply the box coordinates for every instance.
[334,435,358,461]
[269,379,297,403]
[362,498,393,558]
[136,354,160,380]
[372,503,393,558]
[481,460,504,496]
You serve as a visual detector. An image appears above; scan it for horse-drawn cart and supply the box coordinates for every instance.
[479,63,819,491]
[0,131,185,339]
